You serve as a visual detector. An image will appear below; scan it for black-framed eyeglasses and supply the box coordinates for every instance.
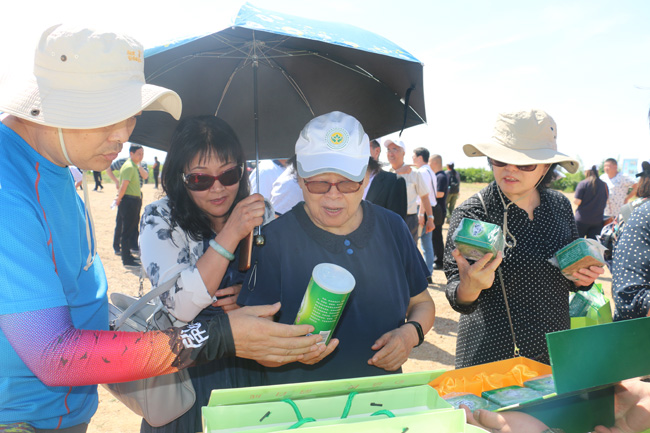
[489,158,538,172]
[303,179,364,194]
[182,164,244,191]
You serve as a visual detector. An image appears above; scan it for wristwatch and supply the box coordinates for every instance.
[405,321,424,347]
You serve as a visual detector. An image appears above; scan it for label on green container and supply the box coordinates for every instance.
[294,263,355,345]
[454,218,505,261]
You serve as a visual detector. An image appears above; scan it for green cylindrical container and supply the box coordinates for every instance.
[294,263,355,345]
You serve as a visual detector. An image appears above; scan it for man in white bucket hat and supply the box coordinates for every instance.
[444,109,603,369]
[0,25,322,432]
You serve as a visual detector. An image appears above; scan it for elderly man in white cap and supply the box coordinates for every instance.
[444,109,603,370]
[0,25,321,432]
[239,111,435,386]
[385,139,435,244]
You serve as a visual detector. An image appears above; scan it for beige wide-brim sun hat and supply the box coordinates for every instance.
[463,109,579,174]
[0,24,181,129]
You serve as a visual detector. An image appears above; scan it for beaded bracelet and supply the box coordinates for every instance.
[209,239,235,261]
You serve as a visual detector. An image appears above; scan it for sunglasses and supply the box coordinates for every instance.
[303,179,363,194]
[489,158,538,172]
[183,164,243,191]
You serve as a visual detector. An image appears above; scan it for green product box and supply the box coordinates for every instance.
[555,238,605,277]
[453,218,505,261]
[443,392,499,411]
[523,374,556,394]
[481,386,544,407]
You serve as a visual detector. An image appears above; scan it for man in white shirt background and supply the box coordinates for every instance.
[412,147,437,280]
[385,139,434,244]
[600,158,637,220]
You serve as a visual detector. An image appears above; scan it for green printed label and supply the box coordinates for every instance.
[455,218,505,261]
[294,277,351,345]
[556,240,591,269]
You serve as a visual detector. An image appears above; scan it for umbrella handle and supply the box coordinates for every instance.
[238,231,254,272]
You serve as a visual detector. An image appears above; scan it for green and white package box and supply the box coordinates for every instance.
[453,218,505,261]
[294,263,355,345]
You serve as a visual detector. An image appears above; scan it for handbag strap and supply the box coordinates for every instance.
[477,191,520,358]
[112,276,179,331]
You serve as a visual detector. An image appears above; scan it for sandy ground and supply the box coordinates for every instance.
[84,178,613,433]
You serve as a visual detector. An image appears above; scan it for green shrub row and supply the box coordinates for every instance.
[457,168,494,184]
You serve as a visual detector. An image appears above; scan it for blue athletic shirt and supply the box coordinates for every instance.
[239,200,428,384]
[0,123,108,429]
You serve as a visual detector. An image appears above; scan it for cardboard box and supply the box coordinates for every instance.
[430,318,650,433]
[429,357,552,397]
[511,317,650,433]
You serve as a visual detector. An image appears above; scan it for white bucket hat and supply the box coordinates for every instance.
[0,24,182,129]
[463,109,579,174]
[295,111,370,182]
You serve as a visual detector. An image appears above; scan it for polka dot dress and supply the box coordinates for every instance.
[612,201,650,320]
[444,182,581,368]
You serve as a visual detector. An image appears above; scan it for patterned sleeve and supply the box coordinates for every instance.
[139,201,214,322]
[612,204,650,320]
[0,305,232,386]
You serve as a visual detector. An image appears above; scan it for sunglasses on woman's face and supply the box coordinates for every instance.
[489,158,538,172]
[303,179,363,194]
[183,164,243,191]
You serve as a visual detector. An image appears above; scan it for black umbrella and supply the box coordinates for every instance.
[130,2,426,160]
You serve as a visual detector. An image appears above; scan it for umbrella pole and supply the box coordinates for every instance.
[252,60,265,246]
[239,58,263,272]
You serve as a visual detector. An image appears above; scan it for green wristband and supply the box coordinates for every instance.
[209,239,235,261]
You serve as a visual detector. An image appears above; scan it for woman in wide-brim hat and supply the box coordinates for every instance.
[444,109,604,368]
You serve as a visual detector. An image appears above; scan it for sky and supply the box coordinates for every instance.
[2,0,650,170]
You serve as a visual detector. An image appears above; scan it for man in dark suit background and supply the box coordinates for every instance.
[364,139,407,220]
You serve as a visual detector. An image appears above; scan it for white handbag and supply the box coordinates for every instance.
[102,276,196,427]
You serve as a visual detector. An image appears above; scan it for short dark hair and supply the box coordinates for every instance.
[413,147,430,162]
[370,139,380,150]
[129,144,142,154]
[604,158,618,165]
[161,116,249,241]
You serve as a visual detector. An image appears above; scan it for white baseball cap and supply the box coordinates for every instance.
[295,111,370,182]
[383,139,406,150]
[0,24,182,129]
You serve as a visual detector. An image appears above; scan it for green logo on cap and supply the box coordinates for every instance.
[326,128,349,150]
